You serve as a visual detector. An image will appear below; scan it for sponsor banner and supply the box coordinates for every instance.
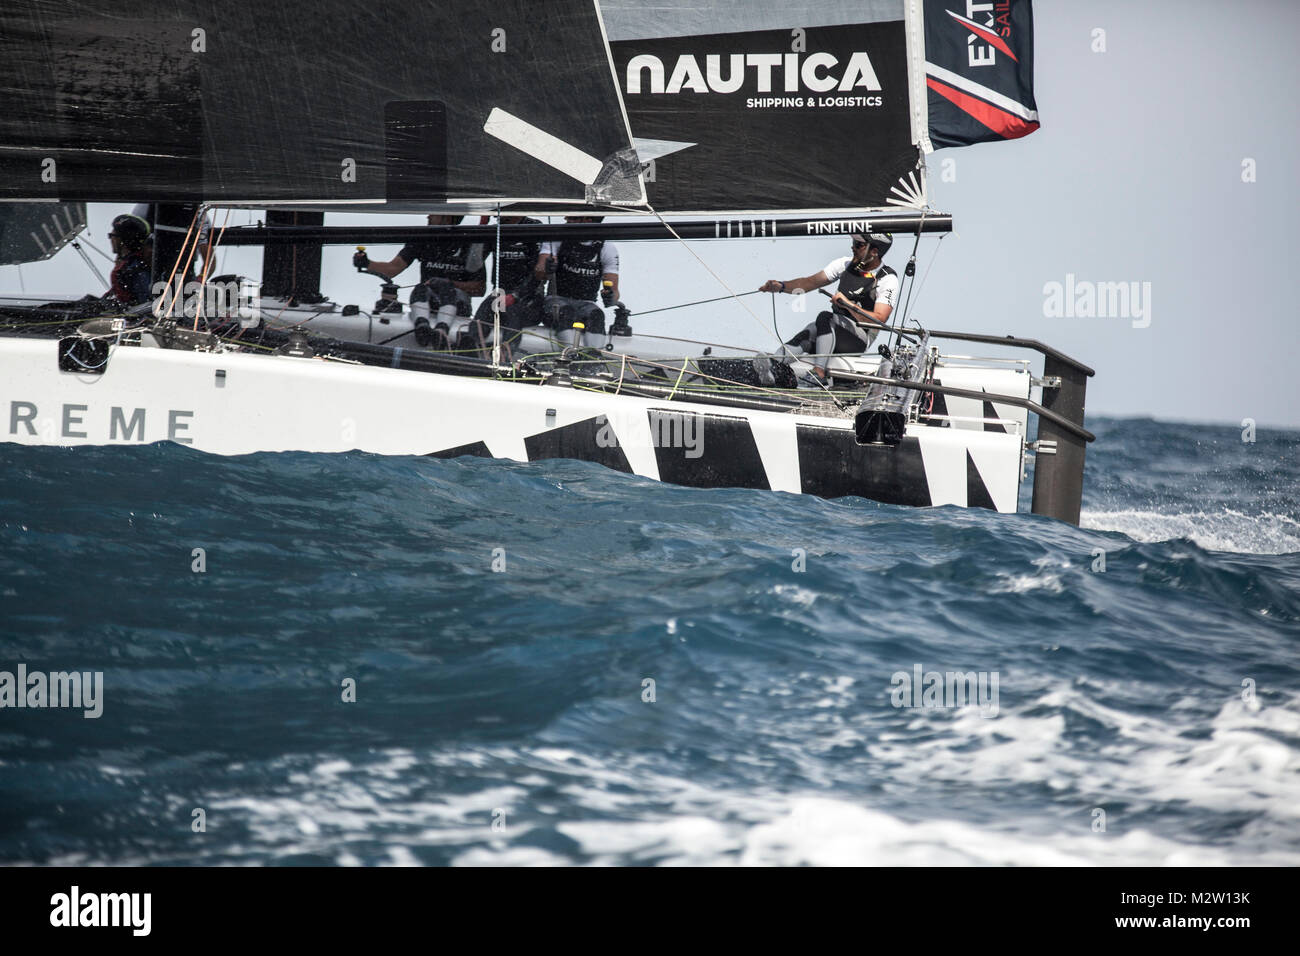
[612,21,919,212]
[924,0,1040,148]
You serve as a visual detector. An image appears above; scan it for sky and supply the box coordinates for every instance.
[3,0,1297,428]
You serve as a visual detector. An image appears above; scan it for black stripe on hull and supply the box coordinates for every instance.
[796,425,931,506]
[966,451,997,511]
[429,440,493,459]
[650,410,769,490]
[524,416,633,473]
[924,379,950,425]
[982,399,1008,434]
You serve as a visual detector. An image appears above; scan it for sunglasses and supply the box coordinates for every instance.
[851,241,868,249]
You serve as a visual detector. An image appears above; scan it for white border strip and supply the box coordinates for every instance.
[905,0,933,154]
[924,61,1040,122]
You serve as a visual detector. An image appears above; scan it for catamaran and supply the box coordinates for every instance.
[0,0,1093,524]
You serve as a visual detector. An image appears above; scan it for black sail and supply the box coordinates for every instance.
[0,203,87,265]
[602,0,927,214]
[923,0,1040,148]
[0,0,641,207]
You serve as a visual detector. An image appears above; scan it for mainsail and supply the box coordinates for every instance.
[0,0,642,208]
[602,0,931,214]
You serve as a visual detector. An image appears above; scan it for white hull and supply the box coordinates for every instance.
[0,334,1028,513]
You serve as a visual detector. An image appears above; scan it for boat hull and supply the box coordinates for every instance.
[0,336,1024,512]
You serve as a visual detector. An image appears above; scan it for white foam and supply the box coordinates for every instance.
[735,798,1260,866]
[875,686,1300,827]
[91,705,1300,867]
[1082,508,1300,554]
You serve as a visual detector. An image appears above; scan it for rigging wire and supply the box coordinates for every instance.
[905,231,948,323]
[70,242,108,290]
[897,211,926,329]
[639,201,786,349]
[593,200,847,407]
[76,234,115,264]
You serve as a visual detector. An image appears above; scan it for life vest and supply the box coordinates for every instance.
[493,217,540,292]
[108,251,151,305]
[836,262,896,314]
[554,240,605,302]
[414,241,484,285]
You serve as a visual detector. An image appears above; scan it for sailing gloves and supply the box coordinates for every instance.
[352,250,370,272]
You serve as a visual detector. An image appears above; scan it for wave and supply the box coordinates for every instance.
[1082,508,1300,555]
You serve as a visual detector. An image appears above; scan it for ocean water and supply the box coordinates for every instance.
[1,416,1297,866]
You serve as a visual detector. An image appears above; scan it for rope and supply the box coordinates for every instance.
[642,201,785,348]
[632,290,762,317]
[619,330,765,354]
[666,358,691,400]
[193,205,230,332]
[492,205,502,367]
[162,211,203,321]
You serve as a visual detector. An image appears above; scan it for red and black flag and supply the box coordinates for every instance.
[924,0,1040,148]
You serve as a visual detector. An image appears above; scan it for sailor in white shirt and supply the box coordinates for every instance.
[759,232,898,382]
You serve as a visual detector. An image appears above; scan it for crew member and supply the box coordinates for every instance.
[353,214,486,349]
[132,203,212,279]
[759,232,897,382]
[104,213,154,307]
[469,215,546,349]
[534,216,620,348]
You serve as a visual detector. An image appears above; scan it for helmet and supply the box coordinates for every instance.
[863,232,894,256]
[109,213,150,245]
